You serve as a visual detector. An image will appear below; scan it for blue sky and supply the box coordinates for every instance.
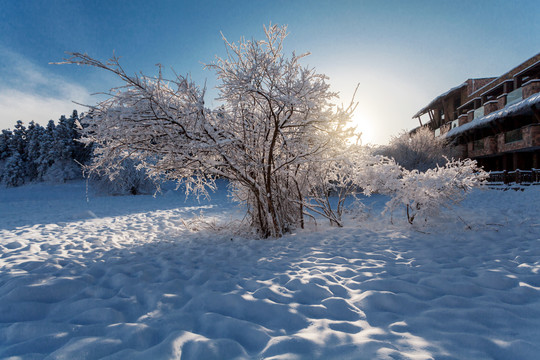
[0,0,539,144]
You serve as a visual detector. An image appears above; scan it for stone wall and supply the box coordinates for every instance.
[468,136,497,158]
[458,114,469,126]
[484,100,498,115]
[467,126,539,159]
[467,109,474,122]
[530,124,540,147]
[467,78,497,96]
[523,79,540,99]
[497,125,540,152]
[497,94,506,110]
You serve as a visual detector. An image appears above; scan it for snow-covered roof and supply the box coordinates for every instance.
[412,82,467,118]
[445,92,540,138]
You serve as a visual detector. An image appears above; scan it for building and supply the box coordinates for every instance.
[412,53,540,173]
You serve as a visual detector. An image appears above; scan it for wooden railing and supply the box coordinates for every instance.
[488,169,540,185]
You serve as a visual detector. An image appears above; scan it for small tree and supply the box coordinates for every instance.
[375,158,487,224]
[2,153,25,187]
[60,25,355,237]
[378,126,458,171]
[88,158,157,196]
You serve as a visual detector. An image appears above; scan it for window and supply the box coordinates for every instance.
[504,128,523,143]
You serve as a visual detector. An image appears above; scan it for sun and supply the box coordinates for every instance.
[350,111,374,145]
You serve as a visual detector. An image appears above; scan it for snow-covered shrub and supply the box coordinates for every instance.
[42,159,83,183]
[300,144,400,227]
[87,158,157,195]
[378,126,458,171]
[382,158,487,224]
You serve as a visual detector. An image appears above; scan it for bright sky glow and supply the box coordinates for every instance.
[0,0,538,144]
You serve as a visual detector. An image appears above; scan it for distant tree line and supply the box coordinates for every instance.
[0,110,91,187]
[0,110,156,195]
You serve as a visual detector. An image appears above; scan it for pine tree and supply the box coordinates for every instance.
[25,121,45,181]
[0,129,12,161]
[2,152,25,187]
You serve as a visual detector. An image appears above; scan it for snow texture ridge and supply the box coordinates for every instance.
[1,181,540,359]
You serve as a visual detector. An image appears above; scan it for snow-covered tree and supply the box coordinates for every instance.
[1,121,29,185]
[43,112,87,182]
[25,121,45,181]
[298,142,389,227]
[378,126,458,171]
[61,24,356,237]
[88,158,157,196]
[2,152,25,187]
[360,156,488,224]
[36,120,57,178]
[0,129,12,161]
[0,112,91,186]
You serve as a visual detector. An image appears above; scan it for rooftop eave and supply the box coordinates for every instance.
[412,82,468,118]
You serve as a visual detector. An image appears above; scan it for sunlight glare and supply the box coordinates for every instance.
[350,110,374,145]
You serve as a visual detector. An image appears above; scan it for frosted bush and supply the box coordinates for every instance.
[382,158,487,224]
[378,126,458,171]
[88,158,157,195]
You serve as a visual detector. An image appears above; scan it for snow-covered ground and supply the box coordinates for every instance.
[1,181,539,359]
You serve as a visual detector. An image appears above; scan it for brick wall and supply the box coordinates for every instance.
[497,94,506,110]
[497,125,540,152]
[498,132,522,152]
[488,136,498,153]
[467,78,497,96]
[484,100,498,115]
[468,136,498,157]
[464,126,540,158]
[467,109,474,122]
[530,124,540,147]
[458,114,469,126]
[523,79,540,99]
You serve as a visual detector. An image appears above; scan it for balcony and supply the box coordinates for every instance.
[473,106,484,119]
[506,87,523,106]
